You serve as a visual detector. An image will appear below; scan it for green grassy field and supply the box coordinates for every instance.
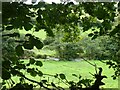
[16,30,118,89]
[11,59,118,89]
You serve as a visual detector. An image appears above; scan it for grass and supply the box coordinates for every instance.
[41,60,118,88]
[16,30,118,89]
[11,59,118,89]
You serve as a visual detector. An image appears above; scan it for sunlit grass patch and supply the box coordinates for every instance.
[12,59,118,88]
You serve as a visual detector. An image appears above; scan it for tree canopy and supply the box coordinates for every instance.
[1,1,120,90]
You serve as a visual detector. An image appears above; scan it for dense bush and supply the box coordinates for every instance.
[35,54,47,59]
[19,50,36,59]
[46,33,119,61]
[80,36,103,60]
[79,35,119,60]
[55,42,84,61]
[43,36,55,45]
[2,36,18,62]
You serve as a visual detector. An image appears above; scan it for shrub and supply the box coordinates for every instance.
[43,37,55,45]
[19,50,36,59]
[56,42,84,61]
[35,54,47,59]
[80,36,118,60]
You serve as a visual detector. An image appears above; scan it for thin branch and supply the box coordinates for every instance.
[43,73,69,86]
[6,80,11,88]
[17,72,51,90]
[81,57,98,68]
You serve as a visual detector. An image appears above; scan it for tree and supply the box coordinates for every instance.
[1,1,120,90]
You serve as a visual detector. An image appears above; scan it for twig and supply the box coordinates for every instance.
[6,80,11,88]
[81,57,98,68]
[43,73,69,86]
[17,71,51,90]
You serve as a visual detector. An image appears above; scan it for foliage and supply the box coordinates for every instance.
[19,50,36,59]
[1,1,120,90]
[45,24,83,61]
[46,31,119,61]
[35,54,47,59]
[43,36,55,45]
[80,35,119,60]
[55,42,84,61]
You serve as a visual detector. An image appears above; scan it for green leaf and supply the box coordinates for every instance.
[112,75,116,80]
[29,84,33,89]
[94,31,98,34]
[29,35,35,44]
[41,80,47,84]
[13,32,20,37]
[88,33,94,37]
[35,27,40,32]
[37,71,43,76]
[27,68,37,77]
[1,86,7,90]
[29,58,35,64]
[110,24,120,36]
[2,80,6,85]
[79,75,82,79]
[3,33,20,37]
[2,68,11,80]
[19,78,24,82]
[51,82,56,87]
[36,16,42,23]
[26,63,30,66]
[15,45,24,56]
[72,74,78,77]
[91,35,98,40]
[39,82,43,87]
[59,73,66,80]
[12,18,22,28]
[15,64,26,69]
[25,34,32,37]
[30,70,37,77]
[6,26,14,30]
[36,68,43,76]
[27,68,32,73]
[54,74,58,78]
[23,42,34,50]
[2,60,11,69]
[24,23,33,31]
[45,28,54,37]
[35,61,43,67]
[26,36,43,49]
[109,65,111,68]
[10,69,19,76]
[34,39,44,49]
